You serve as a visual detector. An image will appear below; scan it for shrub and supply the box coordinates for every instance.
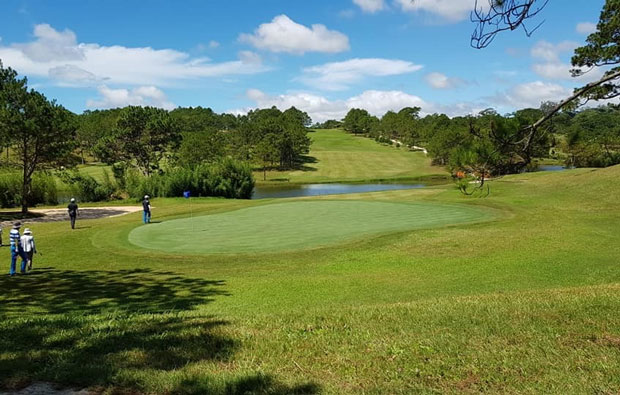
[128,158,255,200]
[0,171,57,208]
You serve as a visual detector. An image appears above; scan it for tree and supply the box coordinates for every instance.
[471,0,549,48]
[254,134,279,181]
[343,108,375,134]
[95,106,180,176]
[0,62,77,213]
[176,128,226,168]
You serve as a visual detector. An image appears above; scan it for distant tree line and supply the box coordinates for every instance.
[328,102,620,178]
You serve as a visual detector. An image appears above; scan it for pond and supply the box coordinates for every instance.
[252,183,427,199]
[534,164,573,172]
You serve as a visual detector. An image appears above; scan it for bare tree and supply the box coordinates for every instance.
[471,0,550,48]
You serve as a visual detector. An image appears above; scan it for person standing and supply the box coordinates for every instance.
[9,222,27,276]
[68,197,79,229]
[142,195,151,224]
[20,228,36,271]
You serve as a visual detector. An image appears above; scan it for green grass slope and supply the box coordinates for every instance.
[257,129,445,184]
[0,166,619,393]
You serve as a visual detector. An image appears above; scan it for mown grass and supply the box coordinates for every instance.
[257,129,445,184]
[0,165,619,393]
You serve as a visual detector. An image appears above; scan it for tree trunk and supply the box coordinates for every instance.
[21,165,29,215]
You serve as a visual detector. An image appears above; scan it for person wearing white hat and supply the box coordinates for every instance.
[142,195,151,224]
[20,228,37,271]
[9,222,27,276]
[67,197,79,229]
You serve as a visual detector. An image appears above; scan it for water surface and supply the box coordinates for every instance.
[252,183,426,199]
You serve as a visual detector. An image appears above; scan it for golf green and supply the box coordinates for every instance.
[128,200,492,254]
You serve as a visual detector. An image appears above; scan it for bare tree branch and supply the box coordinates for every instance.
[471,0,549,48]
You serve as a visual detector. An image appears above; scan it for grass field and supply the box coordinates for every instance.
[257,129,445,184]
[1,138,619,392]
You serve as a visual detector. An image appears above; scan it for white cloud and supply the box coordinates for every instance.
[530,40,604,83]
[14,23,84,62]
[238,15,350,54]
[209,40,220,49]
[86,85,176,110]
[48,64,104,86]
[530,40,578,62]
[493,81,571,108]
[424,72,464,89]
[347,90,427,115]
[576,22,597,35]
[394,0,480,22]
[353,0,385,13]
[0,24,270,88]
[532,62,604,82]
[300,58,423,90]
[238,50,262,65]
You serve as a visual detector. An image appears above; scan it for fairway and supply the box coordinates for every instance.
[128,200,491,254]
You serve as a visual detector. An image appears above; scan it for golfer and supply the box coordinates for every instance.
[20,228,37,271]
[67,197,79,229]
[8,222,27,276]
[142,195,151,224]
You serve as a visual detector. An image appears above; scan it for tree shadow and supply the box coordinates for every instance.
[175,373,321,394]
[0,268,236,390]
[0,267,228,315]
[0,269,322,394]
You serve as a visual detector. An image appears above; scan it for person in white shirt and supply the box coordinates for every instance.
[20,228,37,271]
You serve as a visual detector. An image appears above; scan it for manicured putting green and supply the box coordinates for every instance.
[128,201,492,254]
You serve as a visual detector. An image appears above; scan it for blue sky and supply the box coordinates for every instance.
[0,0,605,123]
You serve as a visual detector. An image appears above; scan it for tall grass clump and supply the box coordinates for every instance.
[126,158,255,200]
[0,171,57,208]
[59,169,116,202]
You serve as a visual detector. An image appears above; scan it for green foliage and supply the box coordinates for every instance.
[571,0,620,101]
[0,61,77,212]
[127,158,255,200]
[95,106,180,176]
[176,129,227,168]
[342,108,377,134]
[58,169,116,202]
[0,171,57,208]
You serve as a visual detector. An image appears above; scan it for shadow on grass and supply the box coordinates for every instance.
[0,267,227,315]
[175,373,321,394]
[0,268,321,393]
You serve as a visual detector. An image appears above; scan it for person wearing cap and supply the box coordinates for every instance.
[20,228,37,271]
[67,198,79,229]
[9,222,27,275]
[142,195,151,224]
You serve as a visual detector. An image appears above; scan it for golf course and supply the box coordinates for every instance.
[1,129,619,394]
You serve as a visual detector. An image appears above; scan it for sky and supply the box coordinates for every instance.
[0,0,606,123]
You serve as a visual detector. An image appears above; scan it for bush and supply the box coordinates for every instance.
[59,169,116,202]
[0,171,57,208]
[128,158,255,200]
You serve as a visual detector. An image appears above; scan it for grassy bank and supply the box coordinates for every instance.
[255,129,446,185]
[1,165,619,393]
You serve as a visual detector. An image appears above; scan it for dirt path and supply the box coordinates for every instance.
[0,206,142,228]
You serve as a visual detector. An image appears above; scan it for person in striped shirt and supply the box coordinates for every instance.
[9,222,27,276]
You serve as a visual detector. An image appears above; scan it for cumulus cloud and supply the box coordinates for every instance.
[576,22,597,35]
[353,0,385,13]
[394,0,480,22]
[0,24,270,88]
[300,58,423,90]
[492,81,571,108]
[86,85,175,110]
[531,40,578,63]
[424,72,464,89]
[14,23,84,62]
[530,40,603,82]
[238,15,350,54]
